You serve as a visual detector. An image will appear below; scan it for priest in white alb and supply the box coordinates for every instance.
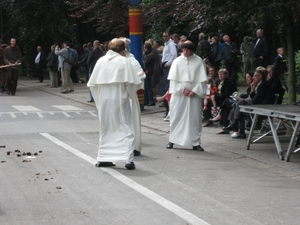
[166,41,207,151]
[87,38,142,170]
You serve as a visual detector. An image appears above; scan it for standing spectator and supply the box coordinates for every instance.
[86,40,104,103]
[172,33,180,56]
[69,43,79,83]
[46,45,58,88]
[35,46,45,82]
[240,36,254,78]
[87,38,142,170]
[253,29,268,68]
[222,35,239,82]
[143,42,157,106]
[196,33,211,61]
[79,44,90,82]
[3,38,22,95]
[0,39,8,94]
[273,47,288,91]
[55,41,74,94]
[160,31,177,99]
[209,36,222,70]
[166,41,207,151]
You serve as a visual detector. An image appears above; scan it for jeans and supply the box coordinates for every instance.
[159,66,170,96]
[144,75,154,105]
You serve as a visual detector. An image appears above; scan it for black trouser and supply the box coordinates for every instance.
[35,63,43,82]
[220,98,234,127]
[225,62,237,82]
[6,68,18,94]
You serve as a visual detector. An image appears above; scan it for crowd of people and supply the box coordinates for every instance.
[0,28,288,169]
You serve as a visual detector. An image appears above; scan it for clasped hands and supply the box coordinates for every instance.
[183,88,196,97]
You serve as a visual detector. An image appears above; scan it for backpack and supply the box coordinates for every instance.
[64,48,78,66]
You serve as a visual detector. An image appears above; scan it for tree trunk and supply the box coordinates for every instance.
[286,25,296,104]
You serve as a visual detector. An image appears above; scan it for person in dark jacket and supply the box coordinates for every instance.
[196,33,211,60]
[226,67,275,138]
[46,45,58,88]
[273,47,288,91]
[222,35,239,83]
[253,29,268,67]
[143,42,161,106]
[267,65,285,104]
[35,46,45,82]
[203,68,237,127]
[86,40,104,103]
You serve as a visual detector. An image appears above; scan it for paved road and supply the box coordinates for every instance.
[1,79,300,225]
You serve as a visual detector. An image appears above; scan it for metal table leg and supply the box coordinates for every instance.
[247,114,258,150]
[268,117,284,160]
[285,121,300,162]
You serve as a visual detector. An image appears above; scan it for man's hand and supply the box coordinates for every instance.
[183,88,190,96]
[189,91,196,97]
[164,64,170,68]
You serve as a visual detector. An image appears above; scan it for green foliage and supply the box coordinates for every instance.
[295,50,300,86]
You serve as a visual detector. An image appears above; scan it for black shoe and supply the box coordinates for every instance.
[87,100,94,103]
[193,145,204,151]
[216,130,229,134]
[125,162,136,170]
[226,123,238,131]
[231,133,246,139]
[147,103,155,106]
[95,162,115,167]
[166,142,173,149]
[134,150,141,156]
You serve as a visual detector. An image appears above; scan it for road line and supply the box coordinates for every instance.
[88,111,97,117]
[23,112,28,115]
[62,112,71,117]
[40,133,210,225]
[10,113,16,118]
[36,112,44,118]
[12,105,41,112]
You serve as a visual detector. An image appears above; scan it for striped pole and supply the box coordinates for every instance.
[129,6,143,67]
[129,6,144,111]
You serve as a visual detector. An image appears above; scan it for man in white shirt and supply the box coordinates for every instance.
[35,46,45,82]
[160,31,177,98]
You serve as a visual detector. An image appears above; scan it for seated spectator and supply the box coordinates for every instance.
[215,72,254,134]
[204,77,218,113]
[202,68,237,127]
[224,67,275,139]
[267,65,285,104]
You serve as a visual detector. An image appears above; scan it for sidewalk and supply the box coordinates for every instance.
[17,76,300,178]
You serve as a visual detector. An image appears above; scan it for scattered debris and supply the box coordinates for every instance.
[22,159,31,163]
[34,153,38,156]
[6,151,11,155]
[17,154,21,157]
[15,149,20,153]
[35,173,40,176]
[0,146,5,148]
[45,178,49,181]
[39,151,42,153]
[56,187,62,189]
[1,160,6,163]
[26,152,31,156]
[22,152,26,156]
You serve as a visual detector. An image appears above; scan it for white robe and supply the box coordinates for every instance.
[168,53,207,146]
[87,50,142,162]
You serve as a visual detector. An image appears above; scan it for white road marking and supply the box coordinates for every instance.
[10,113,16,118]
[23,112,28,115]
[12,105,41,112]
[52,105,83,111]
[40,133,210,225]
[36,112,44,118]
[88,111,97,117]
[62,112,71,117]
[49,112,55,115]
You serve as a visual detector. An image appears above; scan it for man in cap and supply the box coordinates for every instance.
[166,41,207,151]
[87,38,142,170]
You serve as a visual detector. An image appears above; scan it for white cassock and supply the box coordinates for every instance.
[168,53,207,146]
[87,50,142,162]
[124,50,145,152]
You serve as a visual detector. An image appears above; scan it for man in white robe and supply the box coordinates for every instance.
[120,37,145,157]
[87,38,142,170]
[166,41,207,151]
